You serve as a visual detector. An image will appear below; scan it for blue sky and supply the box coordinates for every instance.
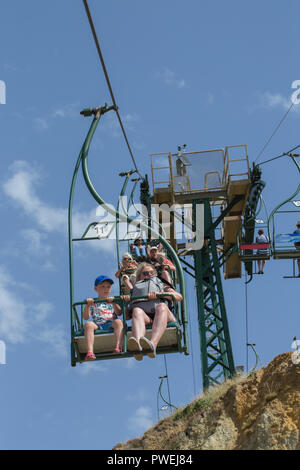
[0,0,300,450]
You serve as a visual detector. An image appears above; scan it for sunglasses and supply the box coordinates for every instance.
[142,271,154,276]
[123,258,132,261]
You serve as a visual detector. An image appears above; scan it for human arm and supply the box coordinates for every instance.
[163,287,183,302]
[112,302,122,316]
[83,298,94,320]
[162,259,176,272]
[146,288,182,302]
[115,266,123,278]
[146,244,151,257]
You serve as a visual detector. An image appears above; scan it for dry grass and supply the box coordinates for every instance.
[171,372,249,422]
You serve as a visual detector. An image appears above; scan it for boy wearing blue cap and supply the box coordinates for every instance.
[83,275,123,361]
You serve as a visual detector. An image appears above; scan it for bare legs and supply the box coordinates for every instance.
[131,303,175,349]
[84,319,124,354]
[112,319,123,350]
[84,321,98,353]
[257,259,266,274]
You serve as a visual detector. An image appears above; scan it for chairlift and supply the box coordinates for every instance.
[268,153,300,263]
[68,106,189,366]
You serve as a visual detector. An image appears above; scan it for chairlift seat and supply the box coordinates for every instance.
[239,243,271,261]
[273,249,300,260]
[73,321,180,361]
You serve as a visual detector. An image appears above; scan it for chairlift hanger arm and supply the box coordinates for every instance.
[267,154,300,249]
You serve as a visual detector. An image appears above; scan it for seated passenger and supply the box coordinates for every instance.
[255,229,269,274]
[146,238,163,257]
[83,275,124,360]
[125,263,182,361]
[115,253,138,294]
[132,237,147,261]
[293,221,300,277]
[148,246,175,286]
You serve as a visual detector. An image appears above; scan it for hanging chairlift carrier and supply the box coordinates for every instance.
[268,153,300,262]
[68,106,189,366]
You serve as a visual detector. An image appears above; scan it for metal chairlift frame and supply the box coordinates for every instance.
[268,154,300,260]
[68,105,189,366]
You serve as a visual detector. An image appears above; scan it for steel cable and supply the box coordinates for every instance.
[254,101,295,164]
[82,0,144,180]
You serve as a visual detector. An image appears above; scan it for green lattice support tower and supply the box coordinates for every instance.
[193,199,235,389]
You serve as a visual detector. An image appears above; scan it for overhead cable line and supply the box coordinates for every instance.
[82,0,144,180]
[254,100,295,164]
[257,144,300,167]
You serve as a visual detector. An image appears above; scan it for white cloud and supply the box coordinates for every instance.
[252,91,300,114]
[100,112,140,138]
[0,267,68,356]
[2,160,115,254]
[52,102,80,119]
[156,67,187,89]
[76,361,108,375]
[124,357,138,370]
[261,92,290,110]
[31,103,81,133]
[33,117,49,131]
[207,92,214,104]
[0,266,28,344]
[33,301,53,323]
[34,323,68,359]
[3,161,66,233]
[128,406,154,433]
[21,228,51,257]
[126,388,148,401]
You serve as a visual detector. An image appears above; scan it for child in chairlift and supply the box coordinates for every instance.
[83,275,124,360]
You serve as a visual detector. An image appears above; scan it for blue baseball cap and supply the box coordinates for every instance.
[94,275,114,286]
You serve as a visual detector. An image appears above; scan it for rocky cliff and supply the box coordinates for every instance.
[114,352,300,450]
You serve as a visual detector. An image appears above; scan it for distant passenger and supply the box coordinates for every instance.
[132,237,147,261]
[256,229,269,274]
[148,246,175,286]
[83,276,124,360]
[146,238,163,257]
[115,253,138,293]
[293,221,300,277]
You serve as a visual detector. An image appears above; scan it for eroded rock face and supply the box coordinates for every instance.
[114,352,300,450]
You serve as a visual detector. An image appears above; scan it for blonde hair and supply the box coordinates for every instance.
[122,252,133,260]
[135,263,157,282]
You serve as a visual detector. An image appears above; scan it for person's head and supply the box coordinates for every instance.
[150,246,159,258]
[122,253,133,264]
[258,229,264,235]
[297,220,300,228]
[136,263,157,282]
[134,237,144,246]
[94,275,114,298]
